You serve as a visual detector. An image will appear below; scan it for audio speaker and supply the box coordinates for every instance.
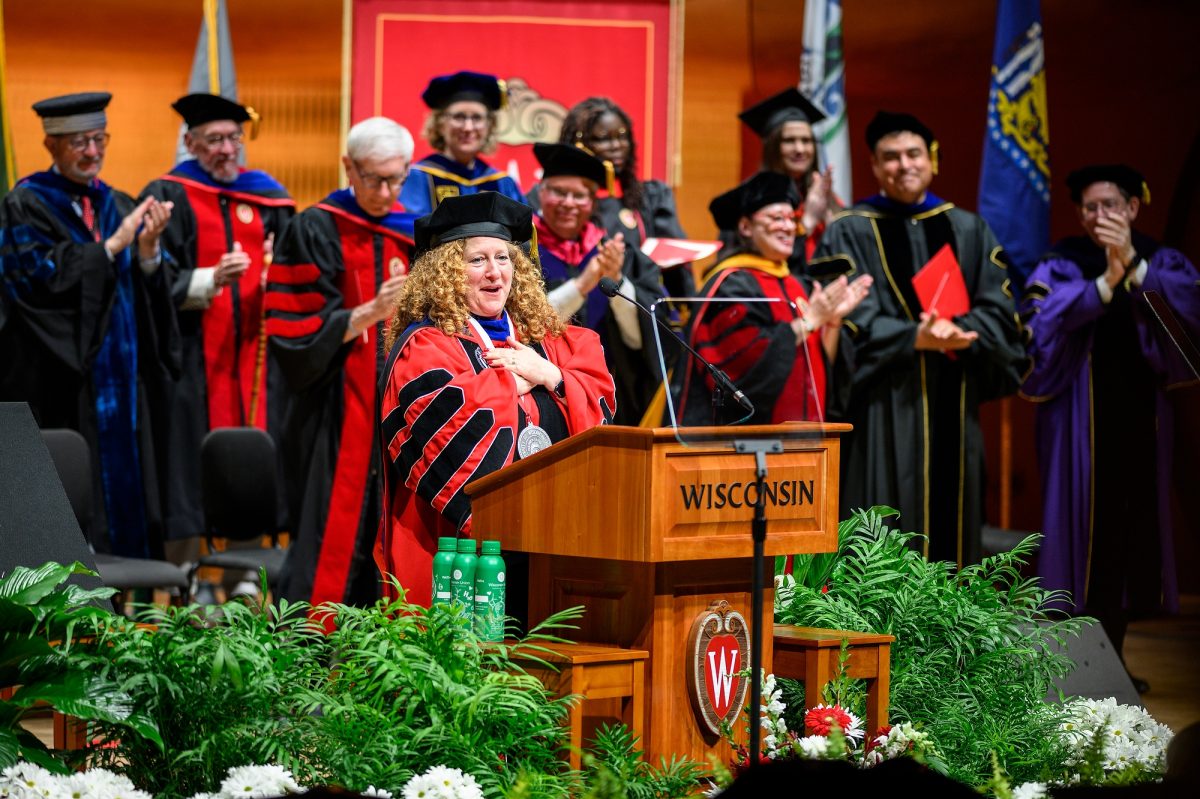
[0,402,106,602]
[1045,619,1141,707]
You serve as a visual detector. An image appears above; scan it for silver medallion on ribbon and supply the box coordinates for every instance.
[517,424,553,458]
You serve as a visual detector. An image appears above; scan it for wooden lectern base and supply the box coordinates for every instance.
[529,554,772,763]
[469,424,847,766]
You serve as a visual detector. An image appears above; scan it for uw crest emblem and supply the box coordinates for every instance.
[987,20,1050,201]
[686,599,750,737]
[618,208,638,230]
[388,256,405,277]
[235,203,255,225]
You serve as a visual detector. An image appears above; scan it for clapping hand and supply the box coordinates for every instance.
[595,233,626,281]
[802,166,837,230]
[915,310,978,351]
[135,198,174,260]
[1096,212,1137,288]
[214,242,251,288]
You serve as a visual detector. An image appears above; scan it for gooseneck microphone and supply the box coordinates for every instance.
[598,276,755,417]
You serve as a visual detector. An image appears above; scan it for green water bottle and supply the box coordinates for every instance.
[450,538,478,611]
[473,541,506,641]
[431,537,458,606]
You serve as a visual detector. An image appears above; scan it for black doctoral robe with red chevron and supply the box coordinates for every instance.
[266,189,413,608]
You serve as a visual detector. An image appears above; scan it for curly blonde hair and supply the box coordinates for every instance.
[385,238,565,350]
[421,109,499,156]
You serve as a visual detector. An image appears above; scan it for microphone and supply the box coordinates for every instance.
[598,277,754,416]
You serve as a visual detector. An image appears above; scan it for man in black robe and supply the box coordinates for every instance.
[267,117,414,609]
[0,92,178,557]
[814,111,1024,566]
[139,94,295,563]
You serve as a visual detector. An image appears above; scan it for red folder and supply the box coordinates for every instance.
[912,244,970,318]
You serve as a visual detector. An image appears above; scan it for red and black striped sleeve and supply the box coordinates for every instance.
[264,207,349,391]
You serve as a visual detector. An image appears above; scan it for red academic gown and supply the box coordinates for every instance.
[139,160,295,539]
[376,320,616,605]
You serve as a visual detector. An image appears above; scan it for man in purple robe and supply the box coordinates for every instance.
[1021,164,1200,676]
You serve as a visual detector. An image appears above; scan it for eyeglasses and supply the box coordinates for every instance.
[200,130,244,148]
[753,212,796,229]
[544,185,592,204]
[445,112,488,128]
[1081,198,1127,216]
[352,161,407,192]
[64,133,110,152]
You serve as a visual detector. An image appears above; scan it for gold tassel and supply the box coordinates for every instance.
[245,105,261,141]
[1141,181,1151,205]
[497,78,508,110]
[930,140,940,175]
[529,222,540,271]
[603,159,616,195]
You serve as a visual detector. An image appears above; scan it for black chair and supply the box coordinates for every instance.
[39,428,189,612]
[193,427,288,601]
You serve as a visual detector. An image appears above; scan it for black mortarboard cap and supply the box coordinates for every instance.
[421,71,505,111]
[533,143,610,188]
[865,110,936,150]
[708,171,801,231]
[1066,164,1151,205]
[413,192,533,255]
[738,88,827,137]
[172,93,251,128]
[32,92,111,135]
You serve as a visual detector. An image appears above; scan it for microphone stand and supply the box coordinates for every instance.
[598,277,754,422]
[606,280,778,765]
[733,438,782,769]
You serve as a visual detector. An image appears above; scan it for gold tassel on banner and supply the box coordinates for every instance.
[930,140,940,175]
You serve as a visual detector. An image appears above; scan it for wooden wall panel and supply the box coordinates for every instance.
[4,0,341,208]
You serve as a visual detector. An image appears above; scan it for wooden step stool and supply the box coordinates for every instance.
[510,642,649,770]
[772,625,895,735]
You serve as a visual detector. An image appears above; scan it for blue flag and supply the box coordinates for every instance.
[977,0,1050,298]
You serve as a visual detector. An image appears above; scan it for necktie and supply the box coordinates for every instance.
[80,195,100,242]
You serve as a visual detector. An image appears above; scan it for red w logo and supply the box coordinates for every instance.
[705,634,742,719]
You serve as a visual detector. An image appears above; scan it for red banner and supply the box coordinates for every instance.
[350,0,678,191]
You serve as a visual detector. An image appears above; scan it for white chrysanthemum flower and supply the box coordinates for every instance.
[1012,782,1048,799]
[0,763,56,799]
[797,735,830,759]
[401,767,482,799]
[218,765,302,799]
[361,788,393,799]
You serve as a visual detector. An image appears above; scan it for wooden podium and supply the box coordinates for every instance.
[467,423,847,764]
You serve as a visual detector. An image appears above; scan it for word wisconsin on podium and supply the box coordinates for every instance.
[912,243,971,318]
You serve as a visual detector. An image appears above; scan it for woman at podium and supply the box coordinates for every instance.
[375,193,616,605]
[673,172,871,426]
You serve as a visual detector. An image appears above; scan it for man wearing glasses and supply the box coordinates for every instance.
[139,93,295,573]
[1021,165,1200,686]
[265,116,415,610]
[0,91,178,559]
